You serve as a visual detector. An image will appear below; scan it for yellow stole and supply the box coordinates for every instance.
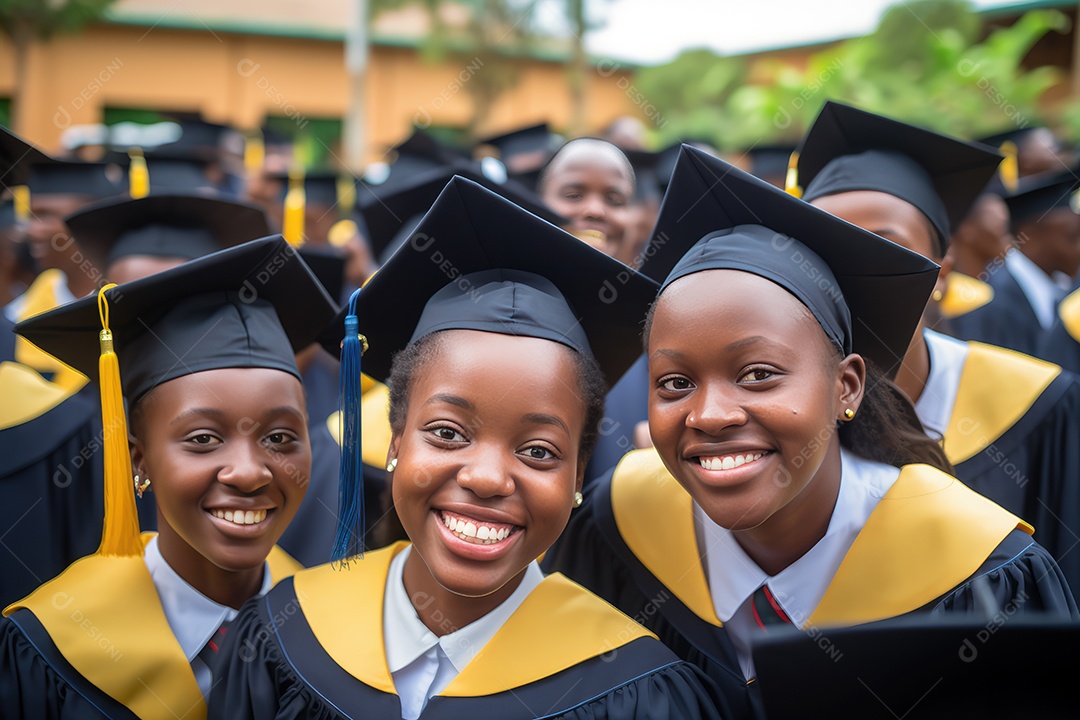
[942,342,1061,465]
[938,272,993,319]
[611,449,1030,629]
[294,542,655,697]
[4,536,302,720]
[0,361,78,431]
[1059,285,1080,343]
[326,377,394,468]
[12,270,87,395]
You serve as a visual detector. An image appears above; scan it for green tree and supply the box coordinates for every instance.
[0,0,117,132]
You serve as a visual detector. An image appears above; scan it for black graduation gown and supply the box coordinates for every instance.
[586,353,649,481]
[0,351,104,608]
[938,341,1080,592]
[544,450,1078,720]
[0,542,302,720]
[209,542,725,720]
[1038,282,1080,374]
[947,263,1048,358]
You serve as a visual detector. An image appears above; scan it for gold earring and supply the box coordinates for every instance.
[573,491,583,508]
[134,474,151,499]
[843,408,855,421]
[386,458,397,473]
[931,289,944,302]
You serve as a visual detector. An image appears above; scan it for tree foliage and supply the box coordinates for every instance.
[637,0,1070,151]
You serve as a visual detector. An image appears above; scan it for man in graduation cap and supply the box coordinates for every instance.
[792,101,1080,593]
[949,168,1080,358]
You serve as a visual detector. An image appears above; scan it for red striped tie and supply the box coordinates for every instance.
[197,622,229,671]
[751,585,792,630]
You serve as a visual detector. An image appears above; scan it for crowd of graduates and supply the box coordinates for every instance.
[0,100,1079,719]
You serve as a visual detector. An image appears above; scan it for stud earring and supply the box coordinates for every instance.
[843,408,855,421]
[931,289,944,302]
[134,473,151,499]
[573,491,583,508]
[386,458,398,473]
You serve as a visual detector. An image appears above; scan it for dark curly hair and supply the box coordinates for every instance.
[387,331,608,467]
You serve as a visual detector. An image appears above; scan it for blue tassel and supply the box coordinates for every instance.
[332,288,366,563]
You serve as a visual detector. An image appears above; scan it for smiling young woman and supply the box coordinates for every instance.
[208,178,724,720]
[1,236,337,720]
[543,145,1078,719]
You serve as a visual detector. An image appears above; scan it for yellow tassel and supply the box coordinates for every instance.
[12,185,30,223]
[128,148,150,199]
[785,149,802,198]
[244,131,265,173]
[337,175,356,214]
[283,166,306,247]
[328,219,358,248]
[96,285,142,557]
[999,141,1019,193]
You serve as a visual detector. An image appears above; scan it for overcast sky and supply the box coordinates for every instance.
[579,0,1041,64]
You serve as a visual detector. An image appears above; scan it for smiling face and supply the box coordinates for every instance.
[647,270,864,536]
[131,367,310,583]
[391,330,587,602]
[540,143,634,254]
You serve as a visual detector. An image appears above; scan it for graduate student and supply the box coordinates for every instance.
[795,102,1080,591]
[209,178,723,720]
[543,146,1077,720]
[1040,279,1080,373]
[937,192,1010,323]
[0,192,279,606]
[538,137,637,265]
[1,236,338,719]
[949,168,1080,357]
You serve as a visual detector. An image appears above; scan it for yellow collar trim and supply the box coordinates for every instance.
[944,342,1060,464]
[326,381,394,469]
[0,361,76,431]
[4,536,300,720]
[610,449,721,626]
[13,270,87,394]
[1059,286,1080,343]
[810,464,1031,626]
[295,543,655,697]
[939,272,993,319]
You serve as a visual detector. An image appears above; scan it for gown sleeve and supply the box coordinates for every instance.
[555,660,724,720]
[0,612,133,720]
[928,530,1079,619]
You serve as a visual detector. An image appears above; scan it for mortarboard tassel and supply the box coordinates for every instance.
[96,285,142,556]
[128,148,150,199]
[12,185,30,224]
[999,141,1019,193]
[784,150,802,198]
[283,166,306,247]
[332,288,367,563]
[244,131,265,174]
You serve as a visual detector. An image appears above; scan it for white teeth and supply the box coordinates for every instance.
[699,453,765,471]
[211,508,267,525]
[440,512,516,545]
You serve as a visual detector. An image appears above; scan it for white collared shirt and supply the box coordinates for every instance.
[143,536,272,699]
[1006,249,1071,329]
[695,449,900,679]
[915,329,971,441]
[383,545,544,720]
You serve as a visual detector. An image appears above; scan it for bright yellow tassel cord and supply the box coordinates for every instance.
[244,132,265,173]
[784,149,802,199]
[12,185,30,223]
[283,167,306,247]
[96,285,142,557]
[128,148,150,199]
[998,141,1019,193]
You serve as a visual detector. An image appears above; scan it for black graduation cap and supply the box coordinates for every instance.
[267,170,355,208]
[27,160,127,198]
[1,125,49,186]
[746,143,797,187]
[1003,166,1080,230]
[384,129,469,181]
[324,176,659,387]
[355,160,563,262]
[753,616,1079,720]
[14,236,338,557]
[141,154,217,193]
[63,192,272,269]
[159,118,236,159]
[640,144,940,374]
[297,244,348,303]
[0,199,14,228]
[796,101,1003,249]
[475,123,560,172]
[622,147,663,203]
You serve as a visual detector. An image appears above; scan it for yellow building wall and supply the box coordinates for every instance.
[0,22,642,164]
